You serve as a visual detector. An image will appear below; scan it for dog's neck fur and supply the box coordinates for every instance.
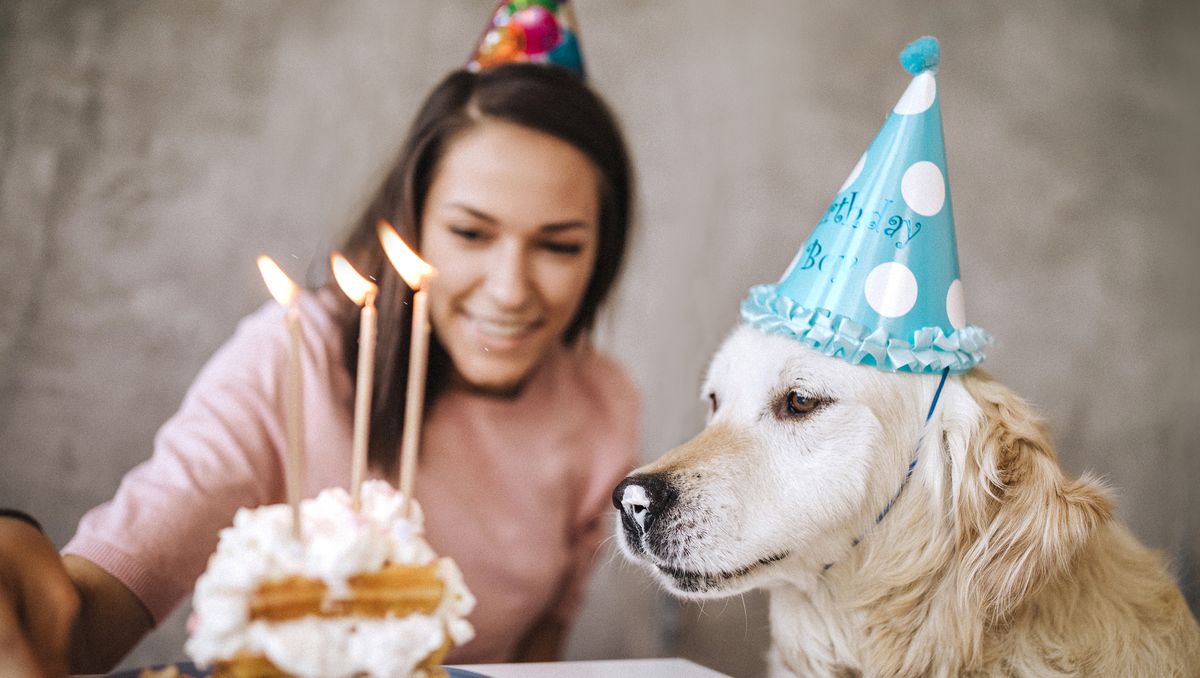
[762,372,1200,677]
[762,383,980,676]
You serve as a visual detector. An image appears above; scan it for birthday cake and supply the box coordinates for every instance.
[185,480,475,678]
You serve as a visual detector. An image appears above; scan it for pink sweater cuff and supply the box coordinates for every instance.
[62,536,186,625]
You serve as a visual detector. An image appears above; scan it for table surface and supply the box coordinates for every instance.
[79,657,732,678]
[450,658,730,677]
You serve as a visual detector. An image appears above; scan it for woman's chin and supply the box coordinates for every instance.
[450,354,539,397]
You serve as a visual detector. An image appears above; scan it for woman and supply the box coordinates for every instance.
[0,62,638,675]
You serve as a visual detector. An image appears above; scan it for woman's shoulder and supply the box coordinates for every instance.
[198,287,347,388]
[230,288,344,352]
[236,286,341,332]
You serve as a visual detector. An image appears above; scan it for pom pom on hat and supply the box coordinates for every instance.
[900,36,940,75]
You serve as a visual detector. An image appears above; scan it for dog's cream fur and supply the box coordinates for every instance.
[617,325,1200,677]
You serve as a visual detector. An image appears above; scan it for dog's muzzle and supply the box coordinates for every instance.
[613,473,677,540]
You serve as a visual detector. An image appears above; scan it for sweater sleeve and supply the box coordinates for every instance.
[62,301,298,624]
[548,351,641,625]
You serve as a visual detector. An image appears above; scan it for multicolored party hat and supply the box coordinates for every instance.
[467,0,585,79]
[742,37,989,374]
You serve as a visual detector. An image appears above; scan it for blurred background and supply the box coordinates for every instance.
[2,1,1198,676]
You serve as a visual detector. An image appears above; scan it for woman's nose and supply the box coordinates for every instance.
[485,244,531,309]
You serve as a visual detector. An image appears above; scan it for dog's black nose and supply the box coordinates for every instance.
[613,473,678,536]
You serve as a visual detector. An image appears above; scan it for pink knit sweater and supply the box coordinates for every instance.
[63,290,640,663]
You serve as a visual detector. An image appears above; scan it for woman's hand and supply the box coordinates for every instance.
[0,517,80,678]
[0,518,153,677]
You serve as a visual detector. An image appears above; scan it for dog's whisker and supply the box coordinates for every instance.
[738,593,750,640]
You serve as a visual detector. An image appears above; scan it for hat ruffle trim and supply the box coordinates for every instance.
[740,284,990,374]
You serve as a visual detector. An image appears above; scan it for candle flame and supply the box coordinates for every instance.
[377,221,435,291]
[331,252,377,306]
[257,255,299,306]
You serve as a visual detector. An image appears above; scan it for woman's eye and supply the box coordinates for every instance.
[781,391,820,418]
[541,241,584,255]
[449,226,487,242]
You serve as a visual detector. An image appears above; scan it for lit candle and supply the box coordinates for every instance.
[331,252,378,509]
[376,221,435,516]
[256,255,306,538]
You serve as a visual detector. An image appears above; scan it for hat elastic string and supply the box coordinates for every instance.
[822,366,950,572]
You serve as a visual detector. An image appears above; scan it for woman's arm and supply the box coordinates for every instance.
[1,297,340,676]
[64,555,153,674]
[60,299,316,631]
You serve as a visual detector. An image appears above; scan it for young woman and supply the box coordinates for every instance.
[0,62,638,675]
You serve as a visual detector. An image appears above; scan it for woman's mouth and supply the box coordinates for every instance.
[463,312,541,350]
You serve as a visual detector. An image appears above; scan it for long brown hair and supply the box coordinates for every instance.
[332,63,633,473]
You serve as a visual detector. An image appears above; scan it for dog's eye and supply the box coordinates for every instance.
[708,392,719,413]
[782,391,820,418]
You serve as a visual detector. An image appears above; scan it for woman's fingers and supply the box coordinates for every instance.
[19,559,78,678]
[0,585,48,678]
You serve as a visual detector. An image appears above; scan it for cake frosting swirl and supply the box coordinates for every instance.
[186,480,474,678]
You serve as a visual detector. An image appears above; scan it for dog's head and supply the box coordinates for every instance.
[615,323,1110,620]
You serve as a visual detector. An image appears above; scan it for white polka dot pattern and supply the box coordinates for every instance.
[893,72,937,115]
[946,279,966,329]
[901,161,945,216]
[864,262,919,318]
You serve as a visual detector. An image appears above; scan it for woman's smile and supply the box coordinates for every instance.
[461,309,544,349]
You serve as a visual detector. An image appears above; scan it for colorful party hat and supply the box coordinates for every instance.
[741,37,989,374]
[467,0,585,79]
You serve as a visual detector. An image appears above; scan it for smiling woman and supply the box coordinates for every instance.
[337,63,632,473]
[0,62,640,675]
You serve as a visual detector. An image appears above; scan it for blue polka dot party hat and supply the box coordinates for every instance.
[467,0,585,80]
[742,37,990,374]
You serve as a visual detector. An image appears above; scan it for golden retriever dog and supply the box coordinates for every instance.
[614,325,1200,677]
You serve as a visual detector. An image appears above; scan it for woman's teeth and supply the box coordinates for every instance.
[475,318,534,338]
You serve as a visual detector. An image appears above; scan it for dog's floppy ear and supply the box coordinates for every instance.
[950,371,1113,622]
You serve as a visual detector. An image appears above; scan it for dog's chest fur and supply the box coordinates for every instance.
[761,522,1200,677]
[766,584,864,676]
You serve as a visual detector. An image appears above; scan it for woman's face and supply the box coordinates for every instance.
[421,119,600,394]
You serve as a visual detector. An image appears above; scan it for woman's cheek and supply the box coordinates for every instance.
[549,249,595,302]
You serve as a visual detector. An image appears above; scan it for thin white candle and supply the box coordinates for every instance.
[331,252,379,509]
[376,221,436,517]
[398,286,429,515]
[256,255,306,539]
[283,306,306,537]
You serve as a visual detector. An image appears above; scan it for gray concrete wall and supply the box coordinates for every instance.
[2,2,1197,676]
